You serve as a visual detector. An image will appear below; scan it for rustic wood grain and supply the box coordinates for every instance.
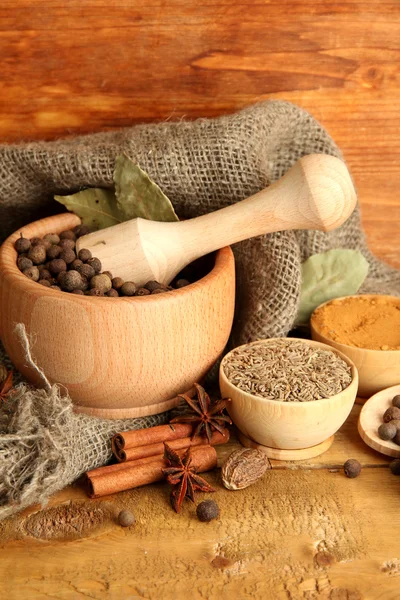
[1,2,399,597]
[0,1,399,268]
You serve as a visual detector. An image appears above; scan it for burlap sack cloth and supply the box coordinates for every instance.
[1,100,399,519]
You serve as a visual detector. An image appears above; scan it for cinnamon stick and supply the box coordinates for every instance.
[115,428,229,462]
[88,429,229,478]
[112,423,193,460]
[86,445,217,498]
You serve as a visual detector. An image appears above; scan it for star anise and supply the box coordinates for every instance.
[162,443,215,513]
[171,383,232,443]
[0,369,13,402]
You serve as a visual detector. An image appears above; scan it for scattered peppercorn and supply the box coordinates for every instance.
[383,407,400,423]
[14,234,31,254]
[78,248,92,262]
[392,395,400,409]
[117,509,135,527]
[389,459,400,475]
[344,459,361,479]
[378,422,397,441]
[196,500,220,522]
[121,282,137,296]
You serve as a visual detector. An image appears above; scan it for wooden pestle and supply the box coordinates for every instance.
[76,154,357,285]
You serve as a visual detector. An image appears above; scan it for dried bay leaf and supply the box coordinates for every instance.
[296,249,369,325]
[114,154,179,222]
[55,188,122,231]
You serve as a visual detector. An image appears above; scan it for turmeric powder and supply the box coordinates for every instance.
[311,295,400,351]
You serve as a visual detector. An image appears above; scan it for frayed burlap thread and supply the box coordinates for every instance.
[0,327,168,521]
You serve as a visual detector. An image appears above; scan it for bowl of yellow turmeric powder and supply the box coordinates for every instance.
[311,295,400,398]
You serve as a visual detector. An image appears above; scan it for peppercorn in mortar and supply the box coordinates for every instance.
[14,226,191,297]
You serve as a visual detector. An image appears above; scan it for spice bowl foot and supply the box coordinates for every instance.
[237,431,334,461]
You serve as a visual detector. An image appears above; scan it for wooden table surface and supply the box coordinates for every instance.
[1,1,399,599]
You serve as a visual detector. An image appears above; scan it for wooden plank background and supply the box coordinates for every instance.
[0,1,399,268]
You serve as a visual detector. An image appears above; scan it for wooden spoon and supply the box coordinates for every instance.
[76,154,357,285]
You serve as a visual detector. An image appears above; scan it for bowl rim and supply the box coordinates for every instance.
[219,337,358,406]
[0,213,235,303]
[310,294,400,355]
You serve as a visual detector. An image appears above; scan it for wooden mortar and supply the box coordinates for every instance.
[0,213,235,418]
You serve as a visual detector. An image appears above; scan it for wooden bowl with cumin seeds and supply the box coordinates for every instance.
[0,213,236,419]
[219,338,358,451]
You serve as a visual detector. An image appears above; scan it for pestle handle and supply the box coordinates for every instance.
[175,154,357,261]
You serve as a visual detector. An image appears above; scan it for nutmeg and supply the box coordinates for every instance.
[221,448,270,490]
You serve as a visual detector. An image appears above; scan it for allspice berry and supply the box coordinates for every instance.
[23,266,40,282]
[106,288,119,297]
[62,270,85,292]
[28,244,47,265]
[59,238,76,250]
[136,287,150,296]
[103,271,113,280]
[393,431,400,446]
[49,285,61,291]
[43,233,60,245]
[73,224,90,238]
[60,230,76,241]
[390,459,400,475]
[71,289,85,295]
[87,257,102,273]
[38,268,52,281]
[78,248,92,262]
[175,278,190,288]
[38,279,51,287]
[14,234,31,254]
[392,395,400,409]
[383,407,400,423]
[46,244,62,260]
[86,288,103,296]
[196,500,220,522]
[49,258,67,275]
[30,237,43,246]
[151,288,166,295]
[344,459,361,479]
[120,282,137,296]
[112,277,124,290]
[71,259,83,271]
[117,509,135,527]
[90,274,112,294]
[378,422,397,441]
[144,280,163,292]
[60,248,76,265]
[17,256,33,271]
[76,263,95,280]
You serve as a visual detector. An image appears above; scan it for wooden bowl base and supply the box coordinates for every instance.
[238,431,334,461]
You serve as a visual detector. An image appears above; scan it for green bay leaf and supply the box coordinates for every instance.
[55,188,122,231]
[114,154,179,222]
[296,249,369,325]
